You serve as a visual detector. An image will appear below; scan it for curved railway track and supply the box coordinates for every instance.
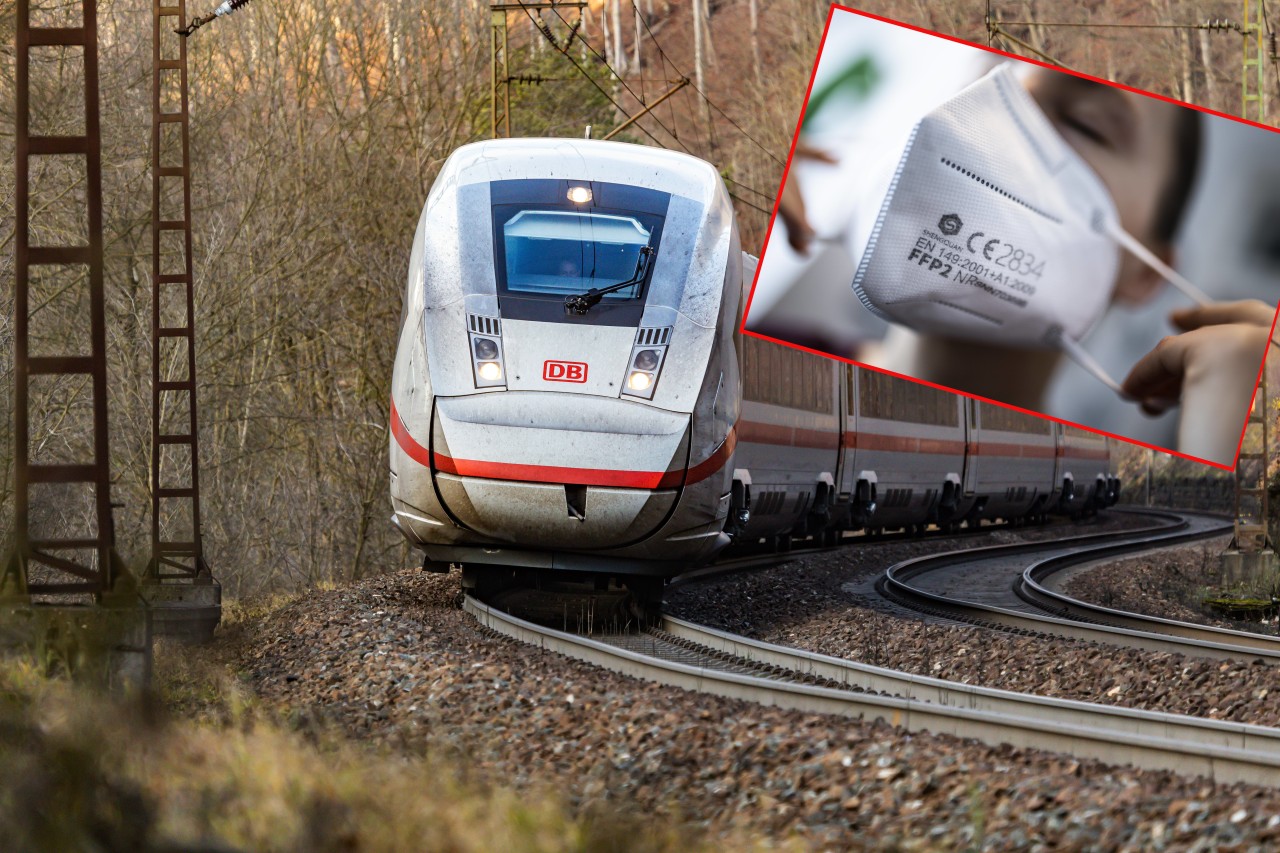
[466,508,1280,785]
[465,594,1280,786]
[881,509,1280,661]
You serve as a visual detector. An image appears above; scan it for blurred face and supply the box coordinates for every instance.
[1023,69,1184,304]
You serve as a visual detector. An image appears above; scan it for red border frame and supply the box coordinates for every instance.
[739,4,1280,473]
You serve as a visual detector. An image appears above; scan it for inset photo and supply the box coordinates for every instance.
[745,6,1280,469]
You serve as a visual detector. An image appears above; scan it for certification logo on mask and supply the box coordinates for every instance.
[937,214,963,236]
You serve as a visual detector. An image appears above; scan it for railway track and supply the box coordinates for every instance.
[465,594,1280,786]
[675,511,1100,588]
[467,508,1280,785]
[881,509,1280,661]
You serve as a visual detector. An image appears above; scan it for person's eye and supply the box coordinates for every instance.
[1061,113,1110,147]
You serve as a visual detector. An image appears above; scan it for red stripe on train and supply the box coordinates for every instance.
[738,421,834,449]
[393,394,1099,488]
[843,433,966,454]
[741,422,1094,459]
[431,453,675,489]
[975,442,1058,459]
[686,426,737,485]
[391,399,735,489]
[390,400,432,468]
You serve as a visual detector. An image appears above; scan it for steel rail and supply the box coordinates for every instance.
[465,594,1280,786]
[1018,550,1280,653]
[882,511,1280,662]
[671,514,1090,590]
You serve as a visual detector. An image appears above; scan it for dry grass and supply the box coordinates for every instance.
[0,635,759,853]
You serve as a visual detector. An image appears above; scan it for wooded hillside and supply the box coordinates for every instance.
[0,0,1273,595]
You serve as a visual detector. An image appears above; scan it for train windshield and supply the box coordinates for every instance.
[502,211,652,300]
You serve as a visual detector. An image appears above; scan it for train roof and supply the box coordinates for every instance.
[440,137,726,204]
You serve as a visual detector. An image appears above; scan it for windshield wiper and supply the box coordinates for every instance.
[564,246,655,316]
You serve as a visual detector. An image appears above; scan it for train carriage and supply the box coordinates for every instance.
[1056,424,1119,515]
[734,337,841,546]
[846,370,968,534]
[964,404,1061,524]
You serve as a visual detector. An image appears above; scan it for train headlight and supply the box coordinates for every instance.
[621,334,668,400]
[626,371,653,391]
[466,316,506,389]
[566,185,592,204]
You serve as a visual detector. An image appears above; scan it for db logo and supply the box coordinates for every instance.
[543,360,588,383]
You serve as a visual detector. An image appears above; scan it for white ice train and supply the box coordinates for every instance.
[389,138,1118,601]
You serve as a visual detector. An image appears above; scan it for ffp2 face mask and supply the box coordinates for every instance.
[850,64,1207,393]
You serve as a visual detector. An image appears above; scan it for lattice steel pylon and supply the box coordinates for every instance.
[4,0,129,599]
[1229,368,1273,554]
[491,4,511,138]
[1244,0,1268,122]
[489,1,587,139]
[140,0,221,641]
[149,0,210,583]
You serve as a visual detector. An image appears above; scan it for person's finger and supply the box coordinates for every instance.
[1139,396,1181,417]
[795,141,838,165]
[1121,334,1193,405]
[778,178,814,255]
[785,219,814,254]
[1169,299,1276,331]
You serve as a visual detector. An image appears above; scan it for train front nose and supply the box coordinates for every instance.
[431,393,690,549]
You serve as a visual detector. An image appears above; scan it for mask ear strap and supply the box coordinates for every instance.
[1104,222,1212,306]
[1054,329,1132,398]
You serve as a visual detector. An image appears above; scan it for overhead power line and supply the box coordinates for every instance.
[988,2,1280,122]
[999,19,1248,31]
[627,0,784,167]
[510,1,775,217]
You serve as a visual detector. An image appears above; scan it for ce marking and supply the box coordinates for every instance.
[966,230,1000,260]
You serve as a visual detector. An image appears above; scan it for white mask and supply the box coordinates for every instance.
[851,63,1207,394]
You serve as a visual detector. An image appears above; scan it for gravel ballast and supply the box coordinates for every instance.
[1060,535,1279,635]
[218,525,1280,848]
[666,521,1280,728]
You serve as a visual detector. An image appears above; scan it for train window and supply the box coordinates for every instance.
[980,403,1053,434]
[501,211,652,299]
[857,369,959,426]
[742,337,833,413]
[489,179,670,326]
